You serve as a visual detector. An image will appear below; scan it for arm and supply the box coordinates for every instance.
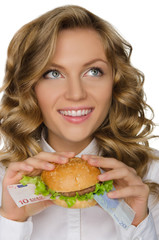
[0,164,33,240]
[0,151,75,239]
[82,155,159,239]
[119,210,158,240]
[119,192,159,239]
[0,215,33,240]
[0,151,75,221]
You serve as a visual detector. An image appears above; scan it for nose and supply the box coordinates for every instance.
[64,76,87,101]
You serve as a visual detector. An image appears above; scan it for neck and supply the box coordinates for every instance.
[47,133,93,155]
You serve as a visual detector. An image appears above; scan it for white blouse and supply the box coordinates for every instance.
[0,135,159,240]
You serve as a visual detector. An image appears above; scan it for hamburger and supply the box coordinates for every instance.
[20,157,113,208]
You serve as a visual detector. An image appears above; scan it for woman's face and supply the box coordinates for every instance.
[35,28,113,152]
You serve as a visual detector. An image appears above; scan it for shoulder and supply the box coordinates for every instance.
[144,149,159,184]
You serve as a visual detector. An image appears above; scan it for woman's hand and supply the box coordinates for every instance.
[82,155,149,226]
[0,151,75,222]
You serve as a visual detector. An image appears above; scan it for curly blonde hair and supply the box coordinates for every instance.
[0,5,158,198]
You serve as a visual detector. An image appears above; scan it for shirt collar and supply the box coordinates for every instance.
[40,128,100,157]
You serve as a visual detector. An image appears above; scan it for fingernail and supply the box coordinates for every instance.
[82,155,89,160]
[98,174,105,181]
[68,152,76,157]
[89,159,97,163]
[45,163,54,169]
[63,152,75,155]
[60,156,68,162]
[107,191,115,198]
[26,165,33,171]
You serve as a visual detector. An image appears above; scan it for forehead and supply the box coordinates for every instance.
[52,28,107,63]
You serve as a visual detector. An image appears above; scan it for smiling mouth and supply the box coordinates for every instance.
[58,108,93,117]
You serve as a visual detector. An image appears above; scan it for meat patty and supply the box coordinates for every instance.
[59,184,96,197]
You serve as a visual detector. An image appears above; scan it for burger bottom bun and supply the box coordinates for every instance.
[52,198,97,208]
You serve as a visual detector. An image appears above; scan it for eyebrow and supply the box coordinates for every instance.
[48,58,108,70]
[83,58,108,67]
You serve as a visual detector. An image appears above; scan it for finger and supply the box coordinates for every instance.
[6,151,76,180]
[107,184,149,199]
[25,157,55,171]
[36,151,76,161]
[98,167,140,185]
[3,163,34,186]
[82,154,101,159]
[82,155,125,169]
[31,151,76,164]
[6,162,34,178]
[25,151,76,171]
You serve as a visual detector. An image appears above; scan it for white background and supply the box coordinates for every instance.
[0,0,158,149]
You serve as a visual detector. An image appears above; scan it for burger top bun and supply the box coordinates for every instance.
[41,157,100,192]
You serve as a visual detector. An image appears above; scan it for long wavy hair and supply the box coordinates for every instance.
[0,5,158,199]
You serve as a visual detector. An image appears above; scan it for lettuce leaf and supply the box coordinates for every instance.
[20,175,113,208]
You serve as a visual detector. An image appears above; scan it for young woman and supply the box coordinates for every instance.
[0,5,158,240]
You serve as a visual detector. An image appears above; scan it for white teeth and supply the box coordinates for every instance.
[82,110,85,115]
[60,109,92,117]
[76,110,82,116]
[72,110,76,117]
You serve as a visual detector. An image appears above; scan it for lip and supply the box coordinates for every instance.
[58,106,93,111]
[58,107,94,124]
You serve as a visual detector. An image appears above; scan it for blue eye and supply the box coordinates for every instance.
[86,68,103,77]
[43,70,62,79]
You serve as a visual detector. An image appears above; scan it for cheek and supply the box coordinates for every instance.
[98,84,113,107]
[35,90,49,110]
[97,87,113,121]
[35,83,58,109]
